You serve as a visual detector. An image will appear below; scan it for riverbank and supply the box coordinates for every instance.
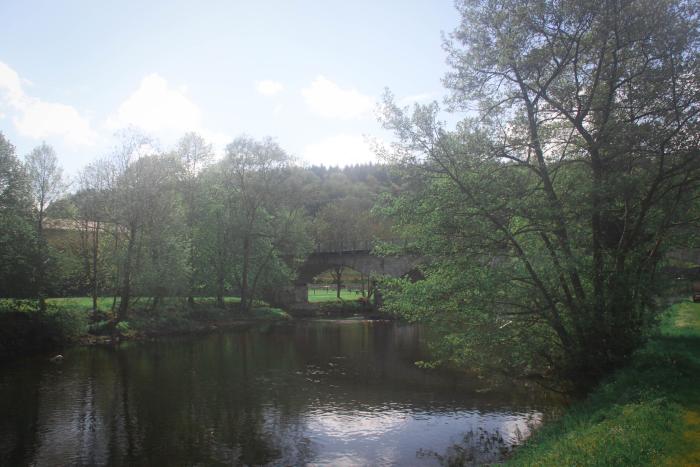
[287,299,383,318]
[0,297,291,361]
[508,300,700,466]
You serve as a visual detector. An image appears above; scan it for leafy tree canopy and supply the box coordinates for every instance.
[379,0,700,390]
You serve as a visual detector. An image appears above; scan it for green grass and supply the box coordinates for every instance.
[508,300,700,466]
[661,300,700,337]
[307,288,365,303]
[46,296,116,311]
[43,295,242,312]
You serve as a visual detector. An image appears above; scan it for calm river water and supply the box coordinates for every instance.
[0,319,556,466]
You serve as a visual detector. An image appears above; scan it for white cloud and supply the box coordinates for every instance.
[0,61,97,145]
[14,100,96,145]
[106,73,202,133]
[105,73,230,154]
[0,62,23,104]
[256,80,284,96]
[301,75,374,119]
[105,73,231,157]
[303,134,379,167]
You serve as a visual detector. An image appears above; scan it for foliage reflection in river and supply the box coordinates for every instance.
[0,320,557,466]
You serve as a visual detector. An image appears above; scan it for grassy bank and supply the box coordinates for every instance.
[0,297,289,360]
[509,300,700,466]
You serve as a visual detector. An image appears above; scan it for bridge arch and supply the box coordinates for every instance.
[296,251,420,285]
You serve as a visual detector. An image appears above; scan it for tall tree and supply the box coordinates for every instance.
[114,153,180,321]
[0,133,36,297]
[380,0,700,390]
[175,132,213,304]
[25,143,64,310]
[100,134,146,312]
[134,155,187,310]
[196,167,234,307]
[75,161,109,315]
[221,137,310,312]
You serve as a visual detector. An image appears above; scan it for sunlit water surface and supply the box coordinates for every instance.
[0,319,557,466]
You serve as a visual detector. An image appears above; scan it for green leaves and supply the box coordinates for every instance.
[0,133,37,298]
[380,0,700,390]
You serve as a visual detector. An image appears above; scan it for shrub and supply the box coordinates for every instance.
[44,305,88,339]
[116,320,130,335]
[251,306,289,319]
[0,301,88,360]
[88,320,112,336]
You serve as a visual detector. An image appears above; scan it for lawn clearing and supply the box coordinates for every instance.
[307,288,364,303]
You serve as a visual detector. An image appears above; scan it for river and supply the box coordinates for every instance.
[0,319,556,466]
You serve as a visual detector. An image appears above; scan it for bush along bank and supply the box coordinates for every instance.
[0,300,87,361]
[0,298,290,361]
[508,300,700,466]
[285,299,389,319]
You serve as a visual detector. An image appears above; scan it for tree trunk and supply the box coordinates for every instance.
[215,253,225,308]
[91,221,99,316]
[246,245,276,313]
[79,219,90,301]
[111,223,121,313]
[240,234,251,313]
[117,223,137,322]
[187,220,196,305]
[372,280,382,308]
[591,154,605,321]
[36,205,46,312]
[215,212,227,308]
[216,280,225,308]
[332,266,343,299]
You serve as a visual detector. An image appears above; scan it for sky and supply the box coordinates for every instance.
[0,0,459,175]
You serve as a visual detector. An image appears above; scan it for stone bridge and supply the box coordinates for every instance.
[271,244,423,307]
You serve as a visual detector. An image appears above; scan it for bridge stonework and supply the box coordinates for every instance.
[270,250,422,307]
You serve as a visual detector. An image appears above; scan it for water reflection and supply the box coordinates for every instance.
[0,320,555,466]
